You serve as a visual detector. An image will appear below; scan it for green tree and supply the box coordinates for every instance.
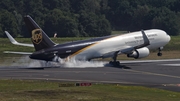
[1,0,180,37]
[79,11,110,37]
[0,10,18,37]
[44,9,79,37]
[152,7,180,35]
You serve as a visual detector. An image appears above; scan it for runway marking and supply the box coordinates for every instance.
[162,84,180,87]
[123,69,180,79]
[161,64,180,66]
[2,69,138,74]
[121,59,180,63]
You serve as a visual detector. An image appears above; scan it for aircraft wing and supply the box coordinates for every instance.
[3,51,32,55]
[5,31,34,47]
[120,30,150,54]
[134,30,150,49]
[94,30,150,58]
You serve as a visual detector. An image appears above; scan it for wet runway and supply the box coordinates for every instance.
[0,59,180,92]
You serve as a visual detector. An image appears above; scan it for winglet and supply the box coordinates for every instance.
[5,31,18,44]
[5,31,34,47]
[134,30,150,49]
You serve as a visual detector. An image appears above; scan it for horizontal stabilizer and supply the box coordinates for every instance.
[5,31,34,47]
[4,51,32,55]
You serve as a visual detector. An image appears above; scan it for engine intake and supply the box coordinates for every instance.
[127,47,149,59]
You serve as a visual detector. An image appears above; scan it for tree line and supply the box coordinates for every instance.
[0,0,180,38]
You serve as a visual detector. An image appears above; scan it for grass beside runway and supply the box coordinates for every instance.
[0,79,180,101]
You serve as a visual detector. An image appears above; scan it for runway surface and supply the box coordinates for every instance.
[0,59,180,92]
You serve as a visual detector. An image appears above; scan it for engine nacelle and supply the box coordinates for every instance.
[127,47,150,59]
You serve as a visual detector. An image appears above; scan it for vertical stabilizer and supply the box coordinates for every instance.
[24,15,55,51]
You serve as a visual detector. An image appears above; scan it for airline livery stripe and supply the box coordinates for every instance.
[67,34,123,59]
[68,42,99,59]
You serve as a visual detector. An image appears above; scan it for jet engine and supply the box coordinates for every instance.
[127,47,149,59]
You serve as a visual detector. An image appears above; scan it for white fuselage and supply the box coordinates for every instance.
[70,29,171,60]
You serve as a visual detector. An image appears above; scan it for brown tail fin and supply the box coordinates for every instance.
[24,15,55,51]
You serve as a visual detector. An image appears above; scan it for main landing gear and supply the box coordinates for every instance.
[157,47,163,56]
[109,52,120,67]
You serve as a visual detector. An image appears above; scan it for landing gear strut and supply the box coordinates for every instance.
[109,52,120,67]
[157,47,163,56]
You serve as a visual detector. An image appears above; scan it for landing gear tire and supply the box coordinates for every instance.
[109,51,121,67]
[109,61,120,67]
[157,52,162,56]
[157,47,163,56]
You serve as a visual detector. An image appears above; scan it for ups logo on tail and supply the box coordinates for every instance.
[31,29,42,44]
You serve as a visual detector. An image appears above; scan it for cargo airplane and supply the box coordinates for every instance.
[4,15,171,66]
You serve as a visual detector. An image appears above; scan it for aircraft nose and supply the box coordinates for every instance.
[166,34,171,42]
